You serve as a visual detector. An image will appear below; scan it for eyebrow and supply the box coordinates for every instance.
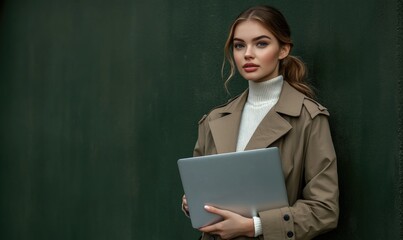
[233,35,272,42]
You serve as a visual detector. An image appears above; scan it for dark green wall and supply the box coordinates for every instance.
[0,0,401,239]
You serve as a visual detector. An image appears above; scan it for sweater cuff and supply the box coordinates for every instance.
[253,216,263,237]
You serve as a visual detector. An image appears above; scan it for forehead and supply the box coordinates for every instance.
[233,20,275,40]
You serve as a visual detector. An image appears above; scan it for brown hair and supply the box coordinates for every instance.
[222,5,314,98]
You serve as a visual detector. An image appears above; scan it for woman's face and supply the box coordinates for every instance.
[233,20,289,82]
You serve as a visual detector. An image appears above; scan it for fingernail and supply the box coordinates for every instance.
[204,205,210,209]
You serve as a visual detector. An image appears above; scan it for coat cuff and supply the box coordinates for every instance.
[259,206,295,240]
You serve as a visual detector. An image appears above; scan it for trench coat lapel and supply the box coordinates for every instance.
[209,91,247,154]
[244,108,292,150]
[245,81,305,150]
[209,81,305,153]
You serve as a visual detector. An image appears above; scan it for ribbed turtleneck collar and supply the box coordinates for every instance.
[247,75,284,106]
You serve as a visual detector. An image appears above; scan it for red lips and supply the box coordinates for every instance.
[243,63,259,72]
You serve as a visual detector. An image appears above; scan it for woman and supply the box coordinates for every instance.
[182,5,339,240]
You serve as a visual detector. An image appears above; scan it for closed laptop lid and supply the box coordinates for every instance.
[177,147,288,229]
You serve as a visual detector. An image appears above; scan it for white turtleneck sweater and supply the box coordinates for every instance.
[236,75,283,152]
[235,75,283,237]
[236,75,283,237]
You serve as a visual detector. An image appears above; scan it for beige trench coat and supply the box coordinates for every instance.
[193,82,339,240]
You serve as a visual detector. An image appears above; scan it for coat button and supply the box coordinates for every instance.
[283,214,290,221]
[287,231,294,238]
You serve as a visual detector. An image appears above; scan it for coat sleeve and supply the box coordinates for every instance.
[259,114,339,240]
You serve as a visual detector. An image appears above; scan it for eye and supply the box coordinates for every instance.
[256,41,269,48]
[233,43,245,49]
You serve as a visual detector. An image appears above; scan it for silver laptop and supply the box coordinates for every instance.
[177,147,288,229]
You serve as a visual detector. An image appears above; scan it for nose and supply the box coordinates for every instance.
[244,46,254,60]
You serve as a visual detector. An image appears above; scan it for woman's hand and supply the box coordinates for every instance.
[181,195,189,215]
[199,205,255,239]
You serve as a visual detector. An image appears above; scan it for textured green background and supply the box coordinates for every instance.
[0,0,401,239]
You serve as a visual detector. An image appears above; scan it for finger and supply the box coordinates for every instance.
[181,195,189,211]
[199,223,218,233]
[204,205,231,218]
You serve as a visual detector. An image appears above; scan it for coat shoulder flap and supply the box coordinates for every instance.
[303,98,330,119]
[198,93,242,125]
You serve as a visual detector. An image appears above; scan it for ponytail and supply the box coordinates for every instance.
[280,55,315,98]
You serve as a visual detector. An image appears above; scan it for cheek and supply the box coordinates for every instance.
[261,54,277,64]
[233,52,243,68]
[261,49,280,65]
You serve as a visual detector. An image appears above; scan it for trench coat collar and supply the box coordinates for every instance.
[209,81,305,153]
